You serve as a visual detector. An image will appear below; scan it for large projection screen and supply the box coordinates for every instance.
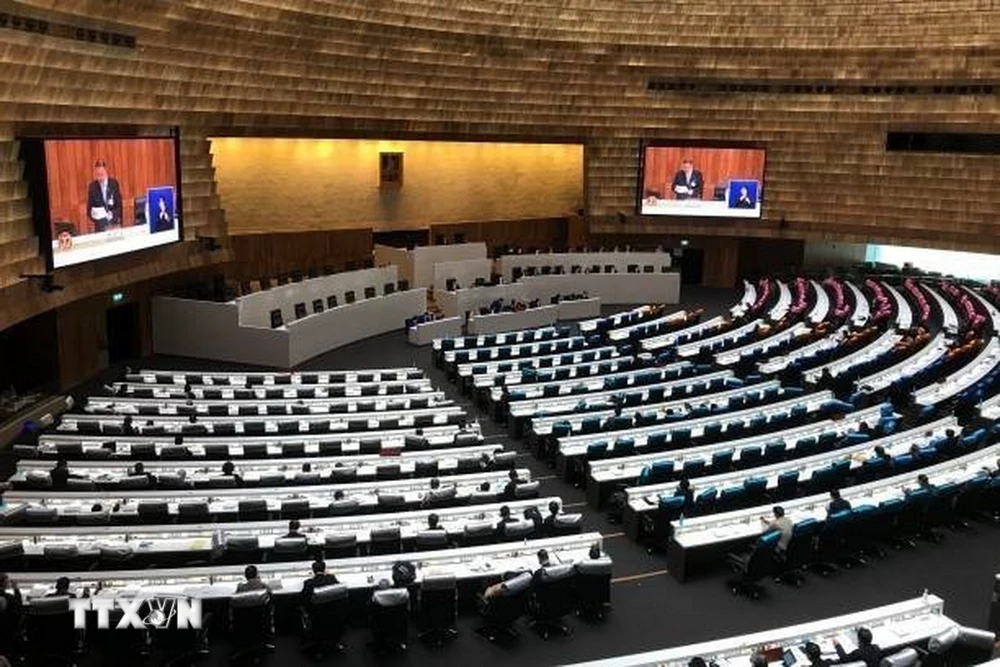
[36,137,182,269]
[638,144,766,218]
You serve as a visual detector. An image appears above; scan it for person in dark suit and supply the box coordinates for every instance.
[827,489,852,515]
[86,159,123,232]
[733,185,755,209]
[284,519,304,539]
[301,560,339,604]
[542,500,561,534]
[671,158,704,200]
[834,627,882,667]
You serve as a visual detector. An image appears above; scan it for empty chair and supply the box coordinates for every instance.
[221,536,262,564]
[270,537,310,563]
[500,519,534,542]
[575,557,613,619]
[324,533,358,559]
[462,521,495,547]
[278,499,310,520]
[418,575,458,646]
[25,596,78,665]
[137,501,170,523]
[370,527,402,555]
[726,530,780,600]
[238,499,269,522]
[301,584,350,658]
[530,563,576,639]
[25,506,59,526]
[177,501,210,524]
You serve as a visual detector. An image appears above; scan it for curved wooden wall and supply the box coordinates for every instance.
[1,0,1000,329]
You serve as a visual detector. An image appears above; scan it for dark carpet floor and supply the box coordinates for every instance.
[55,285,1000,666]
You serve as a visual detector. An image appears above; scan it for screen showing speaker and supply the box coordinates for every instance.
[638,144,766,218]
[21,135,183,269]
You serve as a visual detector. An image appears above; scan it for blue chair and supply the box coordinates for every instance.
[690,487,717,517]
[764,441,787,462]
[737,446,763,470]
[727,529,780,600]
[702,423,723,441]
[612,437,635,457]
[718,486,745,511]
[649,460,675,484]
[670,428,691,446]
[774,470,800,500]
[552,421,572,438]
[646,432,667,451]
[743,477,768,504]
[776,518,821,586]
[581,417,602,434]
[585,441,608,460]
[711,449,734,472]
[681,458,705,478]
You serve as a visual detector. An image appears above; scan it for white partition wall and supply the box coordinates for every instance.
[431,258,493,291]
[411,242,488,287]
[153,267,427,368]
[468,305,559,334]
[519,273,680,305]
[152,298,290,367]
[373,245,413,284]
[287,289,427,365]
[237,267,399,328]
[437,282,530,317]
[498,251,671,282]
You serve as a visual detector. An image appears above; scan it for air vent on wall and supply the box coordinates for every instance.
[647,79,995,97]
[0,11,136,49]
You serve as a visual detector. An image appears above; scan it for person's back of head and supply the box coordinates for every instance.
[312,559,326,576]
[588,544,601,560]
[857,627,873,646]
[289,519,300,533]
[500,505,510,519]
[750,652,768,667]
[244,564,258,581]
[428,513,439,530]
[333,490,345,501]
[537,549,550,567]
[222,460,235,475]
[55,576,70,593]
[830,489,841,500]
[773,506,785,519]
[804,642,822,662]
[430,477,440,490]
[548,500,560,516]
[689,658,708,667]
[302,462,311,473]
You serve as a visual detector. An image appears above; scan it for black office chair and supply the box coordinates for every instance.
[324,533,358,559]
[726,529,780,599]
[414,529,450,551]
[477,572,532,642]
[369,587,410,653]
[270,537,310,563]
[220,536,262,565]
[228,589,274,663]
[238,500,269,522]
[575,557,613,619]
[370,527,402,555]
[89,605,151,665]
[462,521,496,547]
[775,518,820,587]
[25,596,79,666]
[529,563,576,639]
[418,575,458,646]
[301,583,350,658]
[0,540,25,571]
[177,501,211,524]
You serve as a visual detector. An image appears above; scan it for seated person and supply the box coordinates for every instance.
[285,519,305,539]
[834,627,882,667]
[674,478,694,508]
[759,506,793,554]
[495,505,517,535]
[502,470,522,499]
[912,473,937,493]
[542,500,561,534]
[827,489,851,515]
[46,577,75,598]
[128,461,156,486]
[481,570,528,602]
[531,549,552,584]
[421,477,442,506]
[803,641,832,667]
[301,560,339,604]
[221,460,243,486]
[49,459,80,490]
[0,573,23,642]
[236,565,270,593]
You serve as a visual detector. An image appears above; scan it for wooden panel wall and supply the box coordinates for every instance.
[1,0,1000,331]
[226,229,373,281]
[44,138,176,234]
[429,218,569,257]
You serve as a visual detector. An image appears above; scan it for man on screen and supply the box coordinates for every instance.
[87,159,123,232]
[671,158,703,200]
[734,185,755,209]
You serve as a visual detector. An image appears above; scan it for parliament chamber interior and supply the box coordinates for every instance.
[2,1,1000,666]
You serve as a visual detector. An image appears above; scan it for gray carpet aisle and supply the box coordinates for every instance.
[61,286,1000,666]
